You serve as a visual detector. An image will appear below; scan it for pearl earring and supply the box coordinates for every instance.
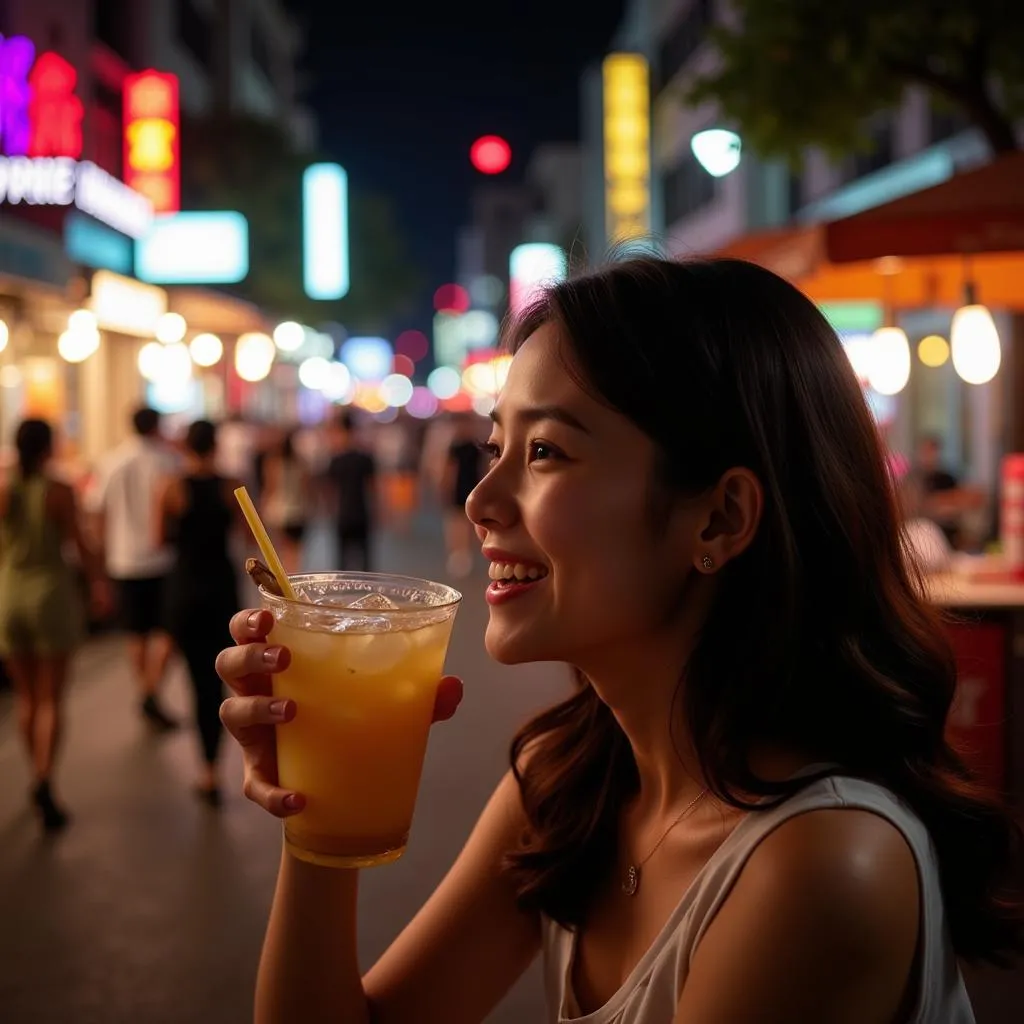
[701,554,714,571]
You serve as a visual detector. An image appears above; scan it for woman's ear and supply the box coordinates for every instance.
[694,467,763,572]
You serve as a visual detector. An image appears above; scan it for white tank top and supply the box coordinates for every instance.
[542,775,975,1023]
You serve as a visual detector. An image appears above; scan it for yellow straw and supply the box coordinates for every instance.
[234,486,297,600]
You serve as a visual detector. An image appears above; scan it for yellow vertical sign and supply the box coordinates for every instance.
[603,54,650,244]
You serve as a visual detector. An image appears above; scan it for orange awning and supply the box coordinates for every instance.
[718,152,1024,309]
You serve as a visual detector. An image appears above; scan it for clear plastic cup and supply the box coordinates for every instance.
[260,572,461,868]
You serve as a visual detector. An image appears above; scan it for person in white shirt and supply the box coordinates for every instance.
[89,407,179,731]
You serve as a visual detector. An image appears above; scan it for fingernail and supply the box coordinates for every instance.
[246,610,264,630]
[283,793,303,811]
[269,700,289,718]
[262,647,281,667]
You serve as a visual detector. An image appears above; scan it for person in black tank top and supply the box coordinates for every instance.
[157,419,241,805]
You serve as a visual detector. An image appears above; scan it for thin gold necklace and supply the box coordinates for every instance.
[622,788,709,897]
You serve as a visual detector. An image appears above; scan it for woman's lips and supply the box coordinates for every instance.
[485,574,548,605]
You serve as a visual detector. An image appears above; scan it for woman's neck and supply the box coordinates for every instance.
[580,632,706,818]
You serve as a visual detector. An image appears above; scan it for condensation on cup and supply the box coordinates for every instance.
[1000,454,1024,578]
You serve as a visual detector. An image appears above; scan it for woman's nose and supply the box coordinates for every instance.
[465,465,516,530]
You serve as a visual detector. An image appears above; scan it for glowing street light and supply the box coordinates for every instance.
[691,129,742,178]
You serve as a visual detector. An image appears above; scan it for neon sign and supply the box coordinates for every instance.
[0,156,153,237]
[0,34,35,156]
[0,35,151,237]
[123,71,180,214]
[29,52,83,158]
[602,53,651,244]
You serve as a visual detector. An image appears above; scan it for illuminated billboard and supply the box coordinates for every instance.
[602,54,650,244]
[123,70,181,214]
[303,163,349,300]
[136,211,249,284]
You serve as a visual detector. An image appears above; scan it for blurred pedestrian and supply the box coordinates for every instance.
[262,427,311,575]
[88,406,179,731]
[326,410,376,571]
[376,414,419,534]
[0,419,111,830]
[442,412,484,577]
[156,420,241,805]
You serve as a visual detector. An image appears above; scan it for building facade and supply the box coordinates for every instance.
[0,0,309,469]
[585,0,1011,514]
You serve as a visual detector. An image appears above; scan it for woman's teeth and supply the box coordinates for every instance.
[488,561,547,582]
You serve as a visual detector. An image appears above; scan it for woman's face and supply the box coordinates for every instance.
[466,324,705,669]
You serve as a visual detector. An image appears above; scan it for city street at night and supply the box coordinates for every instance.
[2,0,1024,1020]
[0,518,568,1024]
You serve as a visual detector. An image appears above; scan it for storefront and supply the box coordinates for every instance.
[720,153,1024,514]
[720,153,1024,806]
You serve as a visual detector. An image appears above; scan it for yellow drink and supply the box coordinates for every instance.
[262,572,461,869]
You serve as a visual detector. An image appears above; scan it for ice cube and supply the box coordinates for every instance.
[345,592,398,611]
[343,631,411,675]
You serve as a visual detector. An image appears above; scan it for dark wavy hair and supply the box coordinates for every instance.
[503,256,1023,967]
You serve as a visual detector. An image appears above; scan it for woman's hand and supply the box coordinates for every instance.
[216,608,464,818]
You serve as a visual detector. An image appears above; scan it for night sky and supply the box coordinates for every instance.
[283,0,626,326]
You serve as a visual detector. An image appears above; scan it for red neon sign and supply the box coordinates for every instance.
[123,70,180,214]
[26,51,84,159]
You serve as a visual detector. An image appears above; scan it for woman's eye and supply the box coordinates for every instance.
[528,442,558,463]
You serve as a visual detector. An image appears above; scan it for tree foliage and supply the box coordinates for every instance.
[687,0,1024,162]
[180,114,419,332]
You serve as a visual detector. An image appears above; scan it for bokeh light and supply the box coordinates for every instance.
[392,353,415,377]
[470,135,512,175]
[162,342,193,383]
[354,383,388,414]
[273,321,305,352]
[68,310,97,336]
[427,365,461,399]
[156,312,187,345]
[298,356,331,390]
[462,361,500,397]
[138,341,164,381]
[433,283,470,314]
[469,274,505,307]
[189,333,223,367]
[57,329,99,363]
[406,386,439,419]
[472,394,496,416]
[918,334,950,368]
[322,361,354,402]
[460,309,499,348]
[395,329,429,362]
[341,336,392,380]
[235,332,275,383]
[381,373,414,408]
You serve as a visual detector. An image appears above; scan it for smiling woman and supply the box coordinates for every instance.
[215,256,1022,1024]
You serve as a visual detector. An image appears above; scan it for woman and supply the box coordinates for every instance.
[0,419,109,830]
[261,428,310,576]
[216,258,1023,1023]
[157,419,240,805]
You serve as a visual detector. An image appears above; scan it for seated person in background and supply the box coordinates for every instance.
[910,435,985,548]
[897,471,953,575]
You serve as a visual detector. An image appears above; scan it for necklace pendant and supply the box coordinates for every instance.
[622,864,640,896]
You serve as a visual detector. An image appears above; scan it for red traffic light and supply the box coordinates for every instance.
[470,135,512,175]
